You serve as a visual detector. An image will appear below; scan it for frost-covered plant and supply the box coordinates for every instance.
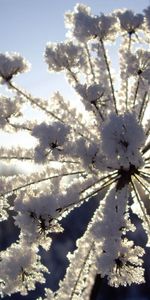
[0,3,150,300]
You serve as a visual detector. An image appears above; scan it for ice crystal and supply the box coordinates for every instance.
[0,3,149,300]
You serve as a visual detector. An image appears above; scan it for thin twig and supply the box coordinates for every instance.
[0,170,86,198]
[142,141,150,155]
[79,176,119,203]
[134,174,149,195]
[133,76,141,107]
[8,81,64,123]
[0,156,33,161]
[131,179,150,232]
[8,81,97,144]
[140,171,150,180]
[70,241,94,300]
[6,117,32,132]
[138,91,148,122]
[125,34,132,110]
[56,93,99,142]
[100,39,118,114]
[80,171,118,195]
[85,43,96,82]
[66,66,79,84]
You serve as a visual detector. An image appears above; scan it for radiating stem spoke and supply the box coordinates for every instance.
[100,39,118,114]
[134,174,150,195]
[70,241,94,300]
[138,91,149,122]
[0,170,86,198]
[131,179,150,232]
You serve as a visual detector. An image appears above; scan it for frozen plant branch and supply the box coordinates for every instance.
[0,3,150,300]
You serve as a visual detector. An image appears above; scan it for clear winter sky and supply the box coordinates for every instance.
[0,0,150,100]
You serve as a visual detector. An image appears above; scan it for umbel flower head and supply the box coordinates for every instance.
[0,52,30,83]
[0,3,150,300]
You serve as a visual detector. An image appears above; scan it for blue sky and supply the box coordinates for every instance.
[0,0,150,98]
